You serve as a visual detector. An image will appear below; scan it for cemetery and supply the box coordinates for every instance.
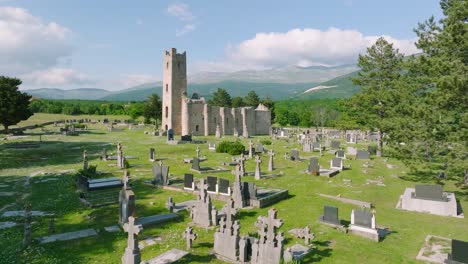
[0,1,467,263]
[1,117,467,264]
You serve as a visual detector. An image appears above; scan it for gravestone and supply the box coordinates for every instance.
[215,124,221,138]
[251,208,284,264]
[214,199,240,262]
[448,239,468,264]
[268,150,275,171]
[308,157,320,175]
[208,142,216,150]
[290,149,300,161]
[122,216,143,264]
[233,127,239,138]
[184,174,194,190]
[167,129,174,141]
[117,143,125,169]
[182,226,198,250]
[149,148,155,161]
[356,150,370,160]
[181,135,192,142]
[331,141,340,149]
[207,176,218,193]
[414,185,445,201]
[166,197,174,213]
[232,167,245,208]
[256,143,264,153]
[196,146,200,159]
[249,140,254,158]
[331,157,343,170]
[312,142,321,151]
[101,148,108,160]
[320,205,340,226]
[119,174,136,225]
[191,179,213,227]
[255,155,262,180]
[218,178,230,195]
[353,209,373,228]
[191,158,200,171]
[346,146,357,155]
[83,150,88,170]
[239,154,246,176]
[152,161,169,186]
[336,150,346,159]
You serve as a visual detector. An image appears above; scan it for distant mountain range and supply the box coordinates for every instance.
[23,64,361,101]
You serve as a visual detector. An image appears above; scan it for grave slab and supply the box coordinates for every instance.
[142,249,189,264]
[136,213,179,227]
[38,228,98,243]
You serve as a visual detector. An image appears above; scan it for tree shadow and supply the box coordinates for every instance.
[301,240,333,262]
[173,253,216,264]
[237,211,258,220]
[399,169,438,183]
[193,242,213,249]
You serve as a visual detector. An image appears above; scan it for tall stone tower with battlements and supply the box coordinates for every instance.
[161,48,187,134]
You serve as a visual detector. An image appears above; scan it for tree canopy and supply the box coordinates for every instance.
[0,76,33,133]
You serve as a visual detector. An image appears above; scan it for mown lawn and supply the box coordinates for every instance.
[0,114,467,264]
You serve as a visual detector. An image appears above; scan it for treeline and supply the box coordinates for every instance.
[274,99,342,127]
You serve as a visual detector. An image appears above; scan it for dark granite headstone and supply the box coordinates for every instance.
[256,144,264,153]
[181,135,192,141]
[450,239,468,263]
[184,174,194,189]
[218,178,230,194]
[331,141,340,149]
[356,150,370,160]
[312,142,320,149]
[414,185,445,201]
[167,129,174,141]
[308,157,320,175]
[192,158,200,171]
[332,157,342,168]
[290,150,300,161]
[336,150,345,158]
[354,209,373,228]
[149,148,155,160]
[207,176,217,192]
[321,205,340,225]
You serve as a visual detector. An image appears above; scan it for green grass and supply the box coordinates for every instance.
[0,114,467,263]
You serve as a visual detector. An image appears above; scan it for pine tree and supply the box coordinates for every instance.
[0,76,33,133]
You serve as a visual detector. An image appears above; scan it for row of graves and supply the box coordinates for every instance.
[166,128,207,145]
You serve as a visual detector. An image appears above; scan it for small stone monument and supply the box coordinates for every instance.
[248,140,254,158]
[182,226,198,250]
[191,178,213,227]
[215,124,221,138]
[255,155,262,180]
[83,150,88,170]
[122,216,143,264]
[268,150,275,171]
[117,142,125,169]
[149,148,155,161]
[348,209,379,241]
[166,197,175,213]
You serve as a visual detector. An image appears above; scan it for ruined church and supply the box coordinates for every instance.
[161,48,271,136]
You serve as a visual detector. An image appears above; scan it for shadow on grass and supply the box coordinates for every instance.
[174,253,216,264]
[301,240,333,262]
[237,211,258,220]
[193,241,213,249]
[399,169,439,183]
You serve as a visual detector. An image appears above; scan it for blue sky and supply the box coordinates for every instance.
[0,0,443,90]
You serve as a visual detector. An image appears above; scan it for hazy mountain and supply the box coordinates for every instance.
[25,88,112,100]
[22,64,360,101]
[295,71,361,99]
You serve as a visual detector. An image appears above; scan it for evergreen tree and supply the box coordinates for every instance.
[143,94,162,124]
[0,76,33,133]
[231,96,245,107]
[345,37,405,156]
[208,88,232,107]
[244,90,260,107]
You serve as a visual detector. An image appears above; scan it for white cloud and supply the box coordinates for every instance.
[167,3,194,21]
[176,23,195,37]
[194,27,419,72]
[23,68,95,88]
[166,3,196,37]
[0,7,73,75]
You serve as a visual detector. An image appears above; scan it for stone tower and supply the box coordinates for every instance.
[161,48,187,134]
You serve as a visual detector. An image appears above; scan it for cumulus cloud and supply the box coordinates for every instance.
[23,68,95,87]
[0,7,73,74]
[166,3,196,37]
[194,27,419,72]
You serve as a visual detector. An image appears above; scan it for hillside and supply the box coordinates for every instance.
[100,81,318,101]
[26,88,112,100]
[295,71,361,99]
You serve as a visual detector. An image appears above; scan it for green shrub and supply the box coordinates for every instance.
[216,141,245,156]
[78,165,97,179]
[260,139,272,145]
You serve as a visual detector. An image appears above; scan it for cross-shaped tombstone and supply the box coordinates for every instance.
[303,226,315,245]
[122,216,143,264]
[198,178,209,203]
[123,170,130,190]
[283,152,288,160]
[166,197,174,213]
[248,140,254,158]
[257,208,283,243]
[268,150,275,171]
[222,199,238,231]
[276,231,285,246]
[219,217,226,233]
[196,146,200,159]
[182,226,198,250]
[239,154,246,176]
[233,220,240,237]
[255,155,262,180]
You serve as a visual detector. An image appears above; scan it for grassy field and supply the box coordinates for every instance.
[0,114,467,264]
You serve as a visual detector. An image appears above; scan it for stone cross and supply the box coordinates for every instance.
[83,150,88,170]
[248,140,254,158]
[196,146,200,159]
[283,152,288,160]
[223,199,238,231]
[123,170,130,190]
[182,226,198,250]
[219,217,226,233]
[239,154,246,176]
[166,197,174,213]
[304,226,314,245]
[255,155,262,180]
[198,178,208,203]
[268,150,275,171]
[257,208,283,243]
[122,216,143,264]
